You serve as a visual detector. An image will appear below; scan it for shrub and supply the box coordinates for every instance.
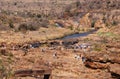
[65,5,72,12]
[40,19,49,28]
[76,0,81,8]
[69,26,73,30]
[18,23,40,31]
[97,32,117,38]
[91,20,96,28]
[0,24,10,31]
[112,20,118,26]
[14,2,17,6]
[94,47,102,51]
[9,22,14,28]
[0,49,13,56]
[18,23,28,31]
[0,59,13,79]
[93,44,102,51]
[37,14,42,18]
[0,49,13,78]
[27,24,40,31]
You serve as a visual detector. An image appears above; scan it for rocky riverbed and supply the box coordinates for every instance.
[0,0,120,79]
[0,31,119,79]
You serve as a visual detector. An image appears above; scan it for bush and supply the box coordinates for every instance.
[18,23,40,31]
[0,24,10,31]
[112,21,118,26]
[18,23,28,31]
[37,14,42,18]
[97,32,116,38]
[76,1,81,8]
[0,59,13,79]
[91,20,96,28]
[69,26,73,30]
[93,44,102,51]
[65,5,72,12]
[9,22,14,28]
[40,19,49,28]
[27,24,40,31]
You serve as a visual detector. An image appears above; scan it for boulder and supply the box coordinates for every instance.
[109,64,120,78]
[109,64,120,75]
[85,52,120,64]
[84,61,108,69]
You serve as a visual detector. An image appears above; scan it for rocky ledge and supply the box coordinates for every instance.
[84,43,120,79]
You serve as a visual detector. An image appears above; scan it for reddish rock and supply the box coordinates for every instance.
[84,61,108,69]
[109,64,120,75]
[85,51,120,64]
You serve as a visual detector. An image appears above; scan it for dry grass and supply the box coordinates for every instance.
[0,27,75,44]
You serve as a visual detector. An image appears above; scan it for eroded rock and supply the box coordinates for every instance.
[84,61,108,69]
[109,64,120,76]
[85,52,120,64]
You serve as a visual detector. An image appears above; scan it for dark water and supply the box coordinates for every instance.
[62,29,97,40]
